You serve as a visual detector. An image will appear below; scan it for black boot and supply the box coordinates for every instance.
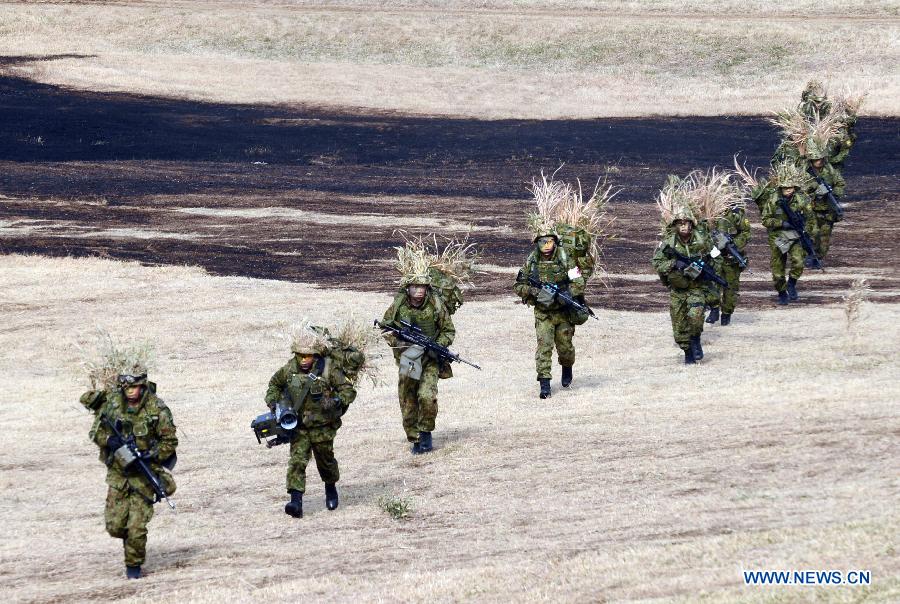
[418,431,433,453]
[683,347,696,364]
[804,256,815,268]
[125,565,141,580]
[690,335,703,361]
[539,378,551,399]
[325,483,339,510]
[705,307,720,324]
[720,313,731,326]
[285,489,303,518]
[777,291,789,305]
[561,366,573,388]
[410,441,422,455]
[787,277,799,301]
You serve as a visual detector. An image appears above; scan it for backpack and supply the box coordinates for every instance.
[555,224,595,281]
[326,338,366,385]
[427,266,464,315]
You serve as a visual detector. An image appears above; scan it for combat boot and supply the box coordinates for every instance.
[410,441,422,455]
[683,347,696,364]
[690,335,703,361]
[125,566,141,580]
[777,291,789,305]
[539,378,551,399]
[285,489,303,518]
[561,366,573,388]
[720,313,732,326]
[325,483,339,510]
[705,307,720,324]
[787,277,799,301]
[418,431,433,453]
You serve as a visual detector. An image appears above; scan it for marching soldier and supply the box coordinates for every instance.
[83,364,177,579]
[705,205,751,326]
[265,325,358,518]
[803,139,845,262]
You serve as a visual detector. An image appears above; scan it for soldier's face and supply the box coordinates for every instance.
[781,186,795,198]
[812,158,825,169]
[297,354,315,371]
[675,220,692,238]
[407,285,428,307]
[538,237,556,258]
[124,385,143,403]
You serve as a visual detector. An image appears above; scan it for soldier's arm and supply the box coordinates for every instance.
[798,196,819,237]
[651,241,675,275]
[513,258,533,301]
[733,214,751,249]
[760,199,782,231]
[89,402,114,449]
[380,296,403,346]
[154,403,178,461]
[435,307,455,348]
[331,371,358,413]
[264,363,291,408]
[830,167,846,197]
[566,256,586,297]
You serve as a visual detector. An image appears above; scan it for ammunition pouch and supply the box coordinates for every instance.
[112,445,137,471]
[682,262,702,280]
[566,296,591,326]
[399,345,426,381]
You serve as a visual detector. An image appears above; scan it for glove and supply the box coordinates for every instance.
[781,221,793,230]
[106,434,125,451]
[673,258,689,271]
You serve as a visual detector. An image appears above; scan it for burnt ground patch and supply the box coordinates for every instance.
[1,63,898,310]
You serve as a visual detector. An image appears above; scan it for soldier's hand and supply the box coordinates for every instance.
[106,434,125,451]
[781,221,793,230]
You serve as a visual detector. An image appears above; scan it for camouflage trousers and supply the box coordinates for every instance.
[708,261,744,314]
[287,428,339,493]
[769,233,806,292]
[814,214,835,259]
[398,360,439,441]
[669,287,706,350]
[534,309,575,380]
[105,486,154,567]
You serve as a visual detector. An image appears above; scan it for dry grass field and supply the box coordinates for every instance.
[0,1,898,117]
[0,255,898,602]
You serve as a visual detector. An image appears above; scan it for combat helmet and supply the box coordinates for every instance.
[772,160,810,189]
[801,80,827,104]
[657,174,696,228]
[289,321,332,355]
[804,137,827,161]
[395,241,434,287]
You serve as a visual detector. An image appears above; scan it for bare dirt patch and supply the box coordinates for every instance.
[1,71,898,310]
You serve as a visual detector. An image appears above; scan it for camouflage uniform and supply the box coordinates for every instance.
[514,244,586,380]
[86,386,177,569]
[651,226,716,352]
[829,121,856,170]
[760,189,818,292]
[804,161,845,259]
[382,290,455,443]
[265,355,357,493]
[707,208,751,315]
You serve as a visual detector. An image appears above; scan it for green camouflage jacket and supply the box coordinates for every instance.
[88,387,178,500]
[760,191,818,236]
[805,162,846,214]
[265,355,357,430]
[382,289,456,356]
[651,227,716,291]
[713,208,751,264]
[514,244,586,310]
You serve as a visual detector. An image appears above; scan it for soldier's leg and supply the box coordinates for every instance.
[788,242,806,282]
[686,291,706,337]
[818,220,834,258]
[286,431,313,493]
[415,362,440,433]
[553,314,576,368]
[770,239,787,292]
[722,263,741,315]
[670,291,690,351]
[310,434,340,485]
[105,486,129,541]
[397,376,419,442]
[123,492,154,568]
[534,314,555,380]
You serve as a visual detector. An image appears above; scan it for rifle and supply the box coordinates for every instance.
[525,275,599,321]
[663,247,728,289]
[712,230,748,269]
[778,197,822,269]
[375,320,481,370]
[102,416,175,510]
[807,167,844,220]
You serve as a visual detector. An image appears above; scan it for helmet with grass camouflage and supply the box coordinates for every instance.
[802,80,827,103]
[772,160,809,189]
[804,138,827,160]
[117,372,148,387]
[670,205,697,226]
[289,322,331,355]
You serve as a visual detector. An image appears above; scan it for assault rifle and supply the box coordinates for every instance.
[807,167,844,220]
[778,197,822,269]
[525,275,599,321]
[102,416,175,510]
[375,320,482,370]
[712,230,748,269]
[663,247,729,288]
[251,403,299,448]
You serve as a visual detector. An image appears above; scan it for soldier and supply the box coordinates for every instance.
[265,325,357,518]
[382,251,456,454]
[803,138,845,262]
[705,204,751,326]
[652,193,718,364]
[514,225,586,398]
[760,161,818,304]
[84,368,177,579]
[829,93,864,170]
[799,79,831,119]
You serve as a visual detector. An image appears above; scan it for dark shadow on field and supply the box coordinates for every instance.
[1,56,899,309]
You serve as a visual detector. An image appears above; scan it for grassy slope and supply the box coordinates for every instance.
[0,1,897,117]
[0,255,897,602]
